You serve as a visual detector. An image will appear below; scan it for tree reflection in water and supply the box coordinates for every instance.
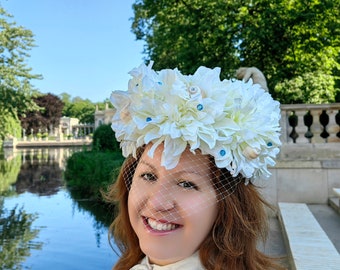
[0,151,42,269]
[0,200,43,270]
[69,189,116,248]
[0,154,21,196]
[0,148,117,269]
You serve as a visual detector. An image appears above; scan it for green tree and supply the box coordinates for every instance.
[0,114,21,140]
[62,95,95,123]
[60,93,112,124]
[132,0,340,104]
[0,6,41,140]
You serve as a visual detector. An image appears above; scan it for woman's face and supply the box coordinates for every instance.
[128,143,218,265]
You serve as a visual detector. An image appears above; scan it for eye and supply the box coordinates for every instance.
[141,173,157,182]
[178,181,198,190]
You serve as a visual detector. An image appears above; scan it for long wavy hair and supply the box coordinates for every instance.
[105,147,285,270]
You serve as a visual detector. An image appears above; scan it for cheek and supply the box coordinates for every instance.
[193,202,217,239]
[130,176,150,197]
[190,199,217,222]
[128,180,146,211]
[192,191,217,224]
[128,183,145,232]
[182,198,218,251]
[180,192,218,224]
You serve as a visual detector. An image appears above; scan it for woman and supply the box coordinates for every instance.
[106,62,284,270]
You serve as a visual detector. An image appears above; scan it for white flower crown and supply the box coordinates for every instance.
[110,62,281,180]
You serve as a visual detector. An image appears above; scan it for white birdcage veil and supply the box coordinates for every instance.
[120,143,243,223]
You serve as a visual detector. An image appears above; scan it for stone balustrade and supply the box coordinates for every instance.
[259,103,340,205]
[280,103,340,144]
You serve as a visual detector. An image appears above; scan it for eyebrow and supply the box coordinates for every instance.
[138,160,205,177]
[138,160,156,171]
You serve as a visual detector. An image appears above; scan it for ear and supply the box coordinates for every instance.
[235,67,268,92]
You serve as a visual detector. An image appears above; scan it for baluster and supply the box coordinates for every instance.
[319,110,330,142]
[336,110,340,139]
[288,111,299,143]
[303,110,313,142]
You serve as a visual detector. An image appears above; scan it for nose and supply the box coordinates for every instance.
[146,181,175,212]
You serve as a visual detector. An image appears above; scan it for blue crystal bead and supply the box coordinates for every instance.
[267,142,273,147]
[146,117,152,122]
[219,149,226,156]
[197,104,204,111]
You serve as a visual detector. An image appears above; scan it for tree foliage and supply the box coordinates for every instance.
[132,0,340,104]
[0,6,41,139]
[61,93,96,124]
[92,123,120,152]
[0,114,21,140]
[19,93,64,135]
[60,93,111,124]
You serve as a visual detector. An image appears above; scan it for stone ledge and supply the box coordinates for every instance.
[329,188,340,215]
[278,203,340,269]
[15,140,92,148]
[329,197,340,215]
[274,160,323,168]
[272,159,340,169]
[322,160,340,169]
[278,143,340,160]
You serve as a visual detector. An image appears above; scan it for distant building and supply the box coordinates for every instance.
[60,117,79,135]
[94,103,115,129]
[60,117,94,137]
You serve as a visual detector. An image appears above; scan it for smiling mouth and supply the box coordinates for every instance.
[144,217,181,231]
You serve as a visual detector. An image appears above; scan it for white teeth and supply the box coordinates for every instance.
[147,218,177,231]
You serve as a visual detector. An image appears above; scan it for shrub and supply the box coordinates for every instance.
[92,124,120,151]
[64,150,124,199]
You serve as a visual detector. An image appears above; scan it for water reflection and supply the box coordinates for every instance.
[70,190,115,248]
[0,200,42,270]
[0,153,21,196]
[1,147,80,196]
[0,147,117,270]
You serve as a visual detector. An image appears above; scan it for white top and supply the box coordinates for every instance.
[129,252,205,270]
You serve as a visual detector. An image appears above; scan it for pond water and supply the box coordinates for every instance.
[0,147,119,270]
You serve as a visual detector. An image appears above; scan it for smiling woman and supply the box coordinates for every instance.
[105,62,285,270]
[128,144,217,266]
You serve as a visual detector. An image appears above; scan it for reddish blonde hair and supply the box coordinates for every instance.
[106,149,285,270]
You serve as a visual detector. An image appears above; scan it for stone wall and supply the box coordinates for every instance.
[260,143,340,205]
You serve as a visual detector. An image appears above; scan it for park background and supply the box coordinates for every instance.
[1,0,340,269]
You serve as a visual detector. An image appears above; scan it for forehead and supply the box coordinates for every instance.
[139,143,211,173]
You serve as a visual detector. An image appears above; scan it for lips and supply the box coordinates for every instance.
[144,217,180,231]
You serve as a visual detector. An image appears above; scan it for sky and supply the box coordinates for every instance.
[1,0,145,102]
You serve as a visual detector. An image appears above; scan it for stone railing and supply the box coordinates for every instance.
[260,103,340,205]
[280,103,340,144]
